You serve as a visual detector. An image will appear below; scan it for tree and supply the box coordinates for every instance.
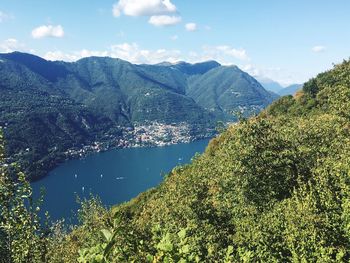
[0,131,47,263]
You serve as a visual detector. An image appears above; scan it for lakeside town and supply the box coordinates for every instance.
[1,121,216,177]
[64,121,216,159]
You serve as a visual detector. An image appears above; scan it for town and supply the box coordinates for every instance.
[64,121,215,159]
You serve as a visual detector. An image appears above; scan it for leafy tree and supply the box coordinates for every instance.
[0,131,48,262]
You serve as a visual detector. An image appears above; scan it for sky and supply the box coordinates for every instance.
[1,0,350,85]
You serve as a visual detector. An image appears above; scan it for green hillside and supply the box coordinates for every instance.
[187,66,277,118]
[0,57,119,180]
[265,59,350,118]
[45,59,350,262]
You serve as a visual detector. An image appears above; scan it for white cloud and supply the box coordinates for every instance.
[44,43,251,66]
[148,15,181,26]
[185,23,197,32]
[242,64,260,77]
[44,51,78,61]
[44,43,181,64]
[31,25,64,39]
[215,45,249,60]
[194,45,249,62]
[241,63,305,86]
[113,0,177,17]
[170,35,178,40]
[109,43,181,63]
[312,45,326,53]
[0,38,26,52]
[44,50,109,61]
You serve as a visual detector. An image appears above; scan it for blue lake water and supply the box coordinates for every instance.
[32,139,210,222]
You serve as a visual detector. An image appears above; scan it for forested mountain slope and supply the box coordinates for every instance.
[55,59,350,262]
[186,65,277,118]
[0,57,118,179]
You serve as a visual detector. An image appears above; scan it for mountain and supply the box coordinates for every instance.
[186,66,278,118]
[0,52,276,180]
[0,56,119,178]
[168,60,221,75]
[258,77,302,96]
[277,83,302,96]
[257,77,284,93]
[50,59,350,262]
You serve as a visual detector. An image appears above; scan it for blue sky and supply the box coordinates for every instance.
[1,0,350,85]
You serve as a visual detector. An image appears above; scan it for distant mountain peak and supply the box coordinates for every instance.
[156,61,173,66]
[157,60,221,67]
[165,60,221,75]
[1,51,48,63]
[193,60,221,67]
[76,56,130,64]
[0,51,69,82]
[257,76,303,96]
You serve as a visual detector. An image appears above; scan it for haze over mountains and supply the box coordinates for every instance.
[0,52,277,179]
[257,77,302,96]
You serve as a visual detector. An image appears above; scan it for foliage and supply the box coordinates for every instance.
[45,196,112,263]
[0,131,49,262]
[265,58,350,118]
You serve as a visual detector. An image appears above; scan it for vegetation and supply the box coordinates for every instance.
[0,133,112,262]
[0,131,48,262]
[186,65,277,118]
[2,57,350,262]
[265,59,350,118]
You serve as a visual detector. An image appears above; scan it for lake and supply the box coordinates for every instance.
[32,139,210,222]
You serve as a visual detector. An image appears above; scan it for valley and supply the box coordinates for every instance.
[0,52,277,180]
[1,1,349,262]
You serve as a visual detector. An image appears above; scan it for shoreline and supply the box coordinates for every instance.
[29,122,217,182]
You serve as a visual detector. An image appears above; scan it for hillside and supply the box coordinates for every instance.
[0,57,119,179]
[0,52,275,180]
[265,59,350,118]
[48,59,350,262]
[186,65,277,118]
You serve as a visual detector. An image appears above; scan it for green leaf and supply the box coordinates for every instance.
[101,229,112,241]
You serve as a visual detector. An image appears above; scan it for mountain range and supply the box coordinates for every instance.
[257,77,302,96]
[0,52,277,180]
